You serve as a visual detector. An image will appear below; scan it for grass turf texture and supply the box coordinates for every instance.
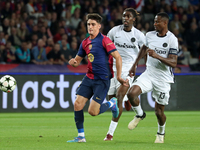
[0,111,200,150]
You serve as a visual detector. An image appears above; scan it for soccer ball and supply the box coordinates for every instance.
[0,75,17,93]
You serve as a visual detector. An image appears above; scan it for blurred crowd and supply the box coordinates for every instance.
[0,0,200,66]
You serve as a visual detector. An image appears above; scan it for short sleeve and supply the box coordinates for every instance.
[102,36,116,54]
[107,28,115,42]
[145,33,149,47]
[138,32,146,47]
[77,43,86,57]
[169,35,179,55]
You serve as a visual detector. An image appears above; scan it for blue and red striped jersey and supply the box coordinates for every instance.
[77,33,117,80]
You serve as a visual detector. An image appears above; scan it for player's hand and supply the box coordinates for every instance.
[68,58,77,66]
[117,77,129,87]
[147,49,158,58]
[129,65,137,77]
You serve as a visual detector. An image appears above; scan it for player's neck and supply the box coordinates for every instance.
[90,32,99,39]
[123,26,132,32]
[158,29,168,37]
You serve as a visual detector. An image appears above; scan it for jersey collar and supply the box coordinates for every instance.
[123,25,134,32]
[156,31,169,37]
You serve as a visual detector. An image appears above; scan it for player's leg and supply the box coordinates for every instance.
[124,95,132,111]
[104,95,115,141]
[104,85,129,141]
[124,76,134,111]
[104,73,133,141]
[67,95,88,143]
[88,97,118,116]
[87,79,119,117]
[127,71,153,130]
[67,76,92,143]
[115,84,130,121]
[154,102,166,143]
[127,85,146,129]
[153,81,170,143]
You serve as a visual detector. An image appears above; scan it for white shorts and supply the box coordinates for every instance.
[132,70,171,105]
[108,71,134,101]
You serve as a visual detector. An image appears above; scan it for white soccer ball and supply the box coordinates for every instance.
[0,75,17,93]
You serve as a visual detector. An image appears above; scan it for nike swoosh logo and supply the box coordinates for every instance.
[115,36,120,38]
[96,97,101,100]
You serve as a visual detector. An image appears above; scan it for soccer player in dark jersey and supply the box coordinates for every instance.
[67,13,128,143]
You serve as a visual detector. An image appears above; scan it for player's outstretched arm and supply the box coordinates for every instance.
[129,45,148,77]
[111,51,129,87]
[68,55,83,67]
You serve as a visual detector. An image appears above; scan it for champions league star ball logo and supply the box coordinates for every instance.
[163,43,168,47]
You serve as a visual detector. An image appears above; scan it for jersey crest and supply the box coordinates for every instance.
[88,53,94,62]
[163,43,168,47]
[131,37,136,42]
[89,44,92,50]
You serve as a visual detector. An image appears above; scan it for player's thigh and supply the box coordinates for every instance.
[76,76,93,98]
[107,77,117,96]
[119,72,134,101]
[131,71,153,94]
[152,81,171,105]
[116,74,133,102]
[92,79,110,104]
[88,79,110,114]
[88,100,101,115]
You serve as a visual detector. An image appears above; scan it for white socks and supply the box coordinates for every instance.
[132,104,143,116]
[78,132,85,137]
[107,120,118,136]
[157,122,166,134]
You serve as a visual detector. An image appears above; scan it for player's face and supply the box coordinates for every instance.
[122,11,135,28]
[154,15,166,32]
[87,19,101,38]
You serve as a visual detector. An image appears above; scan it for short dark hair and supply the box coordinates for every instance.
[157,12,169,21]
[86,13,102,24]
[124,8,139,18]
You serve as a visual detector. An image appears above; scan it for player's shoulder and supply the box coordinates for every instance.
[132,27,145,38]
[109,25,124,32]
[100,33,113,44]
[166,31,177,39]
[132,26,143,34]
[81,36,90,46]
[146,31,157,37]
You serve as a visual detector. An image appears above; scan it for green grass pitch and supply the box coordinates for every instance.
[0,111,200,150]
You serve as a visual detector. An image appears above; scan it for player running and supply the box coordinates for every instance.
[104,8,146,141]
[127,12,178,143]
[67,13,128,143]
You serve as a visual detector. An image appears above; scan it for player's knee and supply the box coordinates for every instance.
[127,90,137,101]
[74,100,84,111]
[88,109,98,116]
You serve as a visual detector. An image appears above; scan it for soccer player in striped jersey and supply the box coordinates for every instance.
[67,13,128,143]
[127,12,178,143]
[104,8,146,141]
